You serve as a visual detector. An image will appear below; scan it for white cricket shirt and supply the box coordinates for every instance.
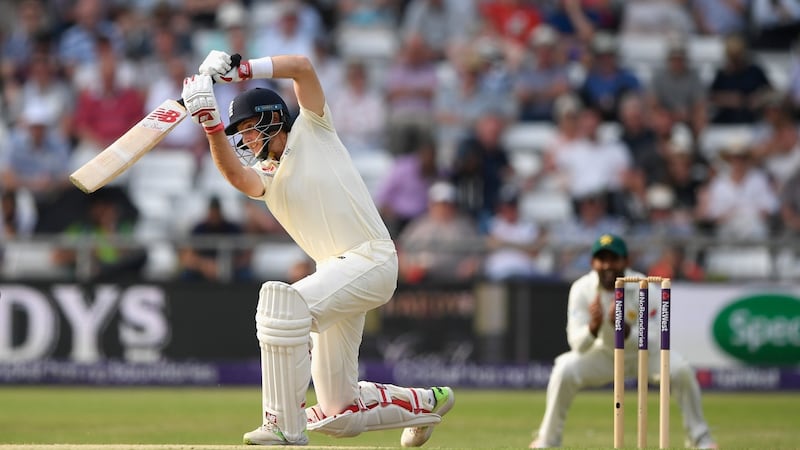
[250,103,391,262]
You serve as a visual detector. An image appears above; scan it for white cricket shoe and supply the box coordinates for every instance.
[400,386,455,447]
[687,432,718,449]
[243,423,308,446]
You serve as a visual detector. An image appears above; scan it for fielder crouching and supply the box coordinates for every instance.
[529,234,716,449]
[181,50,454,446]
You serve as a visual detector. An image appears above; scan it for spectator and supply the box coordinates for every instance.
[547,103,632,209]
[551,190,628,278]
[69,35,145,162]
[478,0,543,50]
[620,0,696,36]
[629,183,697,271]
[690,0,748,36]
[384,32,439,156]
[335,0,399,26]
[56,0,125,81]
[484,185,550,281]
[779,164,800,235]
[256,1,316,66]
[310,35,344,97]
[179,196,252,281]
[449,109,514,231]
[0,100,72,231]
[513,24,573,122]
[578,32,642,121]
[52,189,146,281]
[329,59,387,156]
[751,94,800,192]
[699,138,779,239]
[708,34,772,124]
[143,55,206,155]
[1,190,36,238]
[397,181,483,284]
[748,0,800,50]
[618,93,659,178]
[401,0,477,60]
[434,49,511,170]
[648,35,708,134]
[15,47,74,138]
[375,136,441,238]
[540,0,602,45]
[0,0,54,113]
[661,125,710,217]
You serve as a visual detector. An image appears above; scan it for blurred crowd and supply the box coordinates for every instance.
[2,0,800,283]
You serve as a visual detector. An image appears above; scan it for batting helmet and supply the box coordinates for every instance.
[225,87,293,136]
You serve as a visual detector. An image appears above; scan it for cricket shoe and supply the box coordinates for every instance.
[400,386,455,447]
[687,432,718,449]
[243,423,308,446]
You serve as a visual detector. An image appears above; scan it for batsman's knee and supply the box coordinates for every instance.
[256,281,312,346]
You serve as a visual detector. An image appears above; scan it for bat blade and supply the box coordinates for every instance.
[69,98,187,193]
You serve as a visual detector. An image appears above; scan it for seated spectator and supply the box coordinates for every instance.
[329,59,387,156]
[375,136,441,238]
[69,35,144,160]
[179,196,252,282]
[618,93,659,177]
[401,0,477,61]
[0,100,72,231]
[578,32,642,121]
[547,103,631,211]
[434,47,513,170]
[690,0,748,36]
[478,0,543,49]
[52,189,146,281]
[484,186,550,281]
[748,0,800,50]
[449,109,514,231]
[751,94,800,192]
[648,245,705,281]
[384,32,438,156]
[648,35,708,133]
[698,139,779,239]
[397,181,483,284]
[513,24,572,122]
[57,0,125,81]
[779,164,800,235]
[629,183,697,270]
[551,189,627,278]
[661,126,710,218]
[620,0,696,36]
[708,34,772,124]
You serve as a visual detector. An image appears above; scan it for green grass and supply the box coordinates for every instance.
[0,387,798,449]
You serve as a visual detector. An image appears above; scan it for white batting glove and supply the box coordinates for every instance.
[182,74,224,134]
[199,50,252,84]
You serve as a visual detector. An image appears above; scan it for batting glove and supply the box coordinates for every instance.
[182,74,224,134]
[199,50,252,84]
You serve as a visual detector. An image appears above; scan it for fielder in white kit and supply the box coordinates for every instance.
[181,50,454,446]
[530,234,716,449]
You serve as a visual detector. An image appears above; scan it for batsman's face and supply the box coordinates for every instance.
[591,251,627,290]
[238,117,268,155]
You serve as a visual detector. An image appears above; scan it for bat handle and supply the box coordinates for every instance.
[177,53,243,108]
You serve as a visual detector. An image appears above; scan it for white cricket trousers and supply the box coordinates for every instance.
[534,346,711,447]
[292,239,398,417]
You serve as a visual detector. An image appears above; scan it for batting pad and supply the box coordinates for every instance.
[306,382,441,437]
[256,281,312,443]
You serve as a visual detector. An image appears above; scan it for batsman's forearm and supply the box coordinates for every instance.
[207,132,263,197]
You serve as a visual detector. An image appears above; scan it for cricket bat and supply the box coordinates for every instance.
[69,54,241,194]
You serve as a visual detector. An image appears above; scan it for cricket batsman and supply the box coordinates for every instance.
[181,50,454,446]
